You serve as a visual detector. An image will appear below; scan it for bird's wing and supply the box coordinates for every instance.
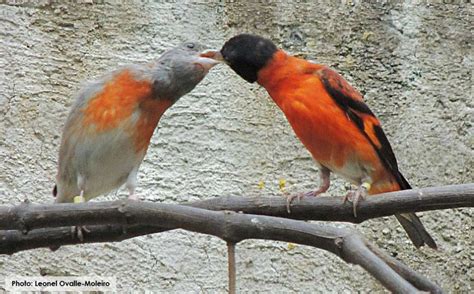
[315,67,409,189]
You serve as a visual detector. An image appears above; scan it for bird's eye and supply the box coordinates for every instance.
[186,43,195,49]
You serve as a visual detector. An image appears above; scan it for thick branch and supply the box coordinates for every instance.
[0,184,472,233]
[0,183,471,253]
[0,184,469,291]
[191,183,474,222]
[0,201,442,293]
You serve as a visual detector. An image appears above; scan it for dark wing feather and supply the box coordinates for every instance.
[317,67,437,248]
[317,67,408,189]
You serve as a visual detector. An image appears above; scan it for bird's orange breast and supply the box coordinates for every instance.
[83,69,171,152]
[257,52,389,188]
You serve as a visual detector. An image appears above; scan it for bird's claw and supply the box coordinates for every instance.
[286,192,301,214]
[344,183,370,217]
[72,225,90,242]
[128,193,139,201]
[286,190,320,214]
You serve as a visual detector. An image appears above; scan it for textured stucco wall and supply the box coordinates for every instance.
[0,1,472,292]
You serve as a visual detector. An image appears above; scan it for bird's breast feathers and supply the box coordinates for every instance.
[261,64,386,185]
[77,69,171,152]
[56,69,171,200]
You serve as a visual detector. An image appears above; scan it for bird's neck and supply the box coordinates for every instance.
[257,50,289,89]
[133,98,172,152]
[257,50,322,106]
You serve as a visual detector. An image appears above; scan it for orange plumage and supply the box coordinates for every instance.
[54,43,219,204]
[83,70,153,132]
[82,70,171,152]
[216,34,436,249]
[258,51,399,195]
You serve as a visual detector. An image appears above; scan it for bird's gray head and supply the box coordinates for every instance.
[152,42,219,102]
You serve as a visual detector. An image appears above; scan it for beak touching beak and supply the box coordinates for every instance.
[194,49,223,71]
[199,49,224,62]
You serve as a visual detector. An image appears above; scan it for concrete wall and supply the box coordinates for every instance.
[1,1,472,292]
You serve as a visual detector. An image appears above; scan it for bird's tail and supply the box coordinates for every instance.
[394,172,437,249]
[395,213,437,249]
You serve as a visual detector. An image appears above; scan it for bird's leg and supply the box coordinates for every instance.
[127,186,138,201]
[72,176,89,242]
[73,175,86,203]
[307,166,331,197]
[126,167,139,201]
[286,166,330,213]
[71,190,90,241]
[344,180,371,217]
[73,189,85,204]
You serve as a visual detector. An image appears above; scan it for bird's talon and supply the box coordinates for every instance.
[286,194,295,214]
[304,191,315,198]
[353,197,359,218]
[343,191,353,203]
[72,226,88,242]
[286,190,316,213]
[286,192,301,213]
[345,184,369,217]
[128,194,139,201]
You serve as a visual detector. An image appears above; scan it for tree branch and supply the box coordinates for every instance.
[191,183,474,222]
[0,184,470,291]
[0,184,472,233]
[0,200,443,293]
[0,183,471,253]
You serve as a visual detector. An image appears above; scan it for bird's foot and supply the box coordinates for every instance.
[128,193,139,201]
[344,182,370,217]
[73,195,85,203]
[309,185,330,197]
[72,225,90,242]
[286,190,323,214]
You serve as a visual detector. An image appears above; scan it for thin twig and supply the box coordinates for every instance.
[227,242,236,294]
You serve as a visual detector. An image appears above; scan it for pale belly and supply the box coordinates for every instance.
[325,156,372,185]
[57,127,146,202]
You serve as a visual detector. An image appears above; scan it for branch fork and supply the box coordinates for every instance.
[1,183,472,292]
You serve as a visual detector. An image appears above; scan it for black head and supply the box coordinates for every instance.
[220,34,278,83]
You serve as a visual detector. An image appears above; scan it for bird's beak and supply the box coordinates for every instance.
[194,49,222,71]
[200,49,224,62]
